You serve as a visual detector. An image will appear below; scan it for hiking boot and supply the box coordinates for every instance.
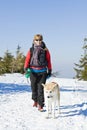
[38,105,43,112]
[33,102,38,107]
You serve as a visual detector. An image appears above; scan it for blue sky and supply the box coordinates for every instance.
[0,0,87,78]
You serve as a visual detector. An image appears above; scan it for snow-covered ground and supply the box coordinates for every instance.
[0,73,87,130]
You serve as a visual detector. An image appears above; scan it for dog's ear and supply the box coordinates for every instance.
[51,82,58,88]
[42,83,45,87]
[54,84,57,88]
[51,83,57,90]
[51,85,55,90]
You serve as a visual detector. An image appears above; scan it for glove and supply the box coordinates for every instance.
[47,69,52,78]
[24,68,31,78]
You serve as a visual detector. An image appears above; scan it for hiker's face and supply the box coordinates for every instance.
[34,39,42,45]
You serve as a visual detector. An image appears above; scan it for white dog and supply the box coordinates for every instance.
[42,82,60,118]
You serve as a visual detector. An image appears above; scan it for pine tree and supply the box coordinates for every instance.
[2,50,14,73]
[74,38,87,80]
[0,45,26,74]
[15,45,25,73]
[0,57,4,74]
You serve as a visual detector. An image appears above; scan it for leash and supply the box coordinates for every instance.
[51,71,59,77]
[25,70,58,84]
[46,72,58,80]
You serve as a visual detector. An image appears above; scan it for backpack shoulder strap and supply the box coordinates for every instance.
[30,47,33,53]
[30,45,34,57]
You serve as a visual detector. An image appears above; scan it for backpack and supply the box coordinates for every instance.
[30,43,47,67]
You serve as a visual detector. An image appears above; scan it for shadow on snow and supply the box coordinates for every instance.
[0,83,31,94]
[60,102,87,117]
[60,87,87,93]
[0,83,87,117]
[60,87,87,117]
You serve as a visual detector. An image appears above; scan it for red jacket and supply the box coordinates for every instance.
[24,49,52,70]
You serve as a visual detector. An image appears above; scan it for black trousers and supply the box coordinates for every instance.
[30,71,47,107]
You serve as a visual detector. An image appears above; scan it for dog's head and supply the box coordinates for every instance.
[42,82,58,99]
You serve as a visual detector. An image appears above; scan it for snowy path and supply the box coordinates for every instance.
[0,74,87,130]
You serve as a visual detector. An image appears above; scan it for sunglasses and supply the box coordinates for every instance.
[35,39,42,41]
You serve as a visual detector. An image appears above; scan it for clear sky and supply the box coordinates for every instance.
[0,0,87,78]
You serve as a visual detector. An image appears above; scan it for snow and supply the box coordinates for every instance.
[0,73,87,130]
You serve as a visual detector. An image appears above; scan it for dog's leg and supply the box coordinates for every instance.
[58,87,60,113]
[45,102,50,119]
[52,102,56,118]
[58,86,60,114]
[50,104,52,114]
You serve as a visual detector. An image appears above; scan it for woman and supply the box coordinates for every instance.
[24,34,52,111]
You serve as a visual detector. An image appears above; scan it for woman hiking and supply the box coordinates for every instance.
[24,34,52,111]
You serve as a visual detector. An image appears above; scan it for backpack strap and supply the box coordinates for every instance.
[30,47,34,57]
